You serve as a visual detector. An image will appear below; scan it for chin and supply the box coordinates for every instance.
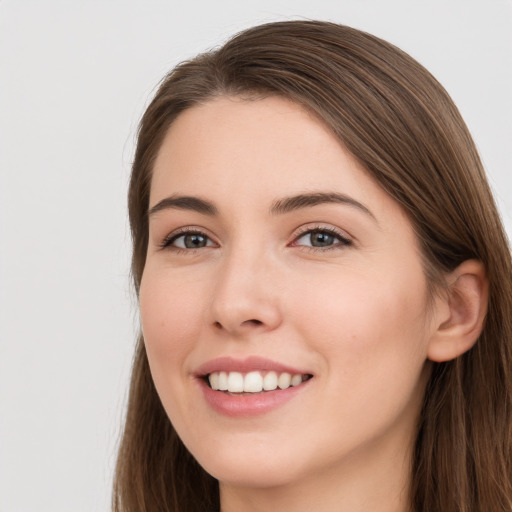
[205,459,301,489]
[190,440,308,489]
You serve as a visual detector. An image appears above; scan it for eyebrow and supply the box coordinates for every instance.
[269,192,376,220]
[148,195,218,217]
[148,192,376,221]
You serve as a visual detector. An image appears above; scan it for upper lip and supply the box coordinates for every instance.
[195,356,312,377]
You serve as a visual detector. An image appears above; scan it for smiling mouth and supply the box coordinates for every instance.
[205,371,313,394]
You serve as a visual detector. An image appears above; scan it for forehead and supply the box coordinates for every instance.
[152,96,340,187]
[150,95,403,225]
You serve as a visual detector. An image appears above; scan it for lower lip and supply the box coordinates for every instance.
[198,379,311,417]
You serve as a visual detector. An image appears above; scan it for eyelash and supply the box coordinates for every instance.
[160,225,352,253]
[160,227,215,253]
[291,225,352,252]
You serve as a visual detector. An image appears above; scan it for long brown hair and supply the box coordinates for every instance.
[113,20,512,511]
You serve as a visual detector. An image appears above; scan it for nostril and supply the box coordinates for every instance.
[213,319,263,330]
[246,319,263,326]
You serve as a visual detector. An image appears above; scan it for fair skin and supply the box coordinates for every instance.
[140,96,488,512]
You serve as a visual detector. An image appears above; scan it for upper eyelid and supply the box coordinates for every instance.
[292,223,352,241]
[160,226,218,249]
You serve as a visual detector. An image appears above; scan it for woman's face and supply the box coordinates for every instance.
[140,96,438,489]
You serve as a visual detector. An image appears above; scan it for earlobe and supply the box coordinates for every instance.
[427,260,489,363]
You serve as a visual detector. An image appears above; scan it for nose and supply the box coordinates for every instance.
[208,248,282,337]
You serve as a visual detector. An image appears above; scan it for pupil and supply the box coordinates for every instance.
[311,231,334,247]
[185,234,206,248]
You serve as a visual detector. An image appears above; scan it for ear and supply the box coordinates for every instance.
[427,260,489,362]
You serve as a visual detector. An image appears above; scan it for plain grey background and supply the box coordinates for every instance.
[1,1,511,511]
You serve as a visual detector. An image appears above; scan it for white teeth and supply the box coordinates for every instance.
[291,374,302,387]
[209,372,220,390]
[263,371,278,391]
[244,371,263,392]
[227,372,244,392]
[218,371,228,391]
[208,370,308,393]
[278,372,292,389]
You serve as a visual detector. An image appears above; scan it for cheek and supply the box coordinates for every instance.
[139,268,205,376]
[288,267,430,386]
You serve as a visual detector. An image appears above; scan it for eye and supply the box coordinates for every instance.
[293,227,352,250]
[162,230,216,250]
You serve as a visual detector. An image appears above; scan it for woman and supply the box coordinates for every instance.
[113,21,512,512]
